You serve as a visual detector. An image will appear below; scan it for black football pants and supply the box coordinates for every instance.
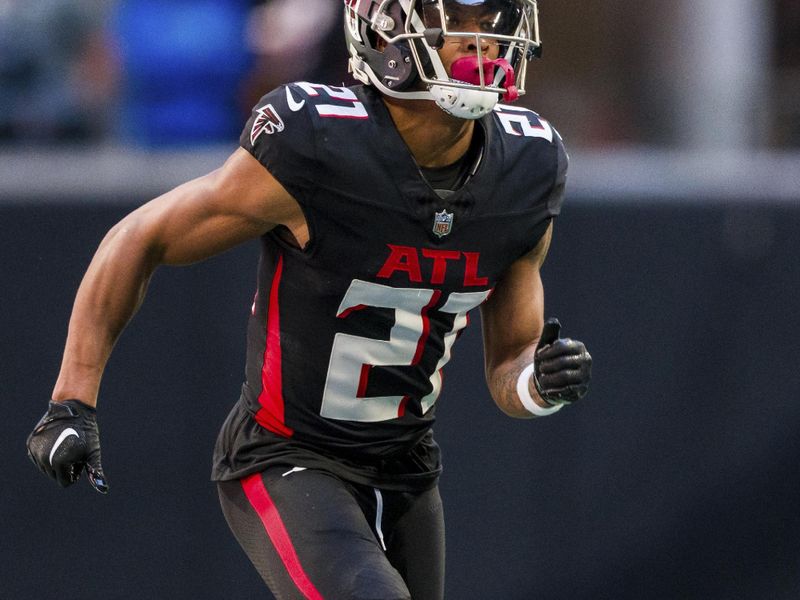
[218,466,445,600]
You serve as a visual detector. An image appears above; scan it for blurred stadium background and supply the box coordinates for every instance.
[2,1,799,598]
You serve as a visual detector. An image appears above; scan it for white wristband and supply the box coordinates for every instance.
[516,363,563,417]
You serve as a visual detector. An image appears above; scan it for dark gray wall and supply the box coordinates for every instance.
[3,199,799,599]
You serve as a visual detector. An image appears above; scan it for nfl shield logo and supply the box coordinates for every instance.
[432,209,454,238]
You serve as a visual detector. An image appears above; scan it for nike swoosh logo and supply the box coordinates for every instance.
[286,86,306,112]
[49,428,79,466]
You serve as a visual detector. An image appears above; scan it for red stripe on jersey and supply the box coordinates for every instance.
[398,395,410,418]
[412,290,441,364]
[396,291,441,418]
[338,303,367,319]
[255,253,294,437]
[357,363,371,398]
[241,474,324,600]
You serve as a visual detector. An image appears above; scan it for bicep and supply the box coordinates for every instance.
[116,147,300,266]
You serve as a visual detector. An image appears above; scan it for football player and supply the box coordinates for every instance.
[27,1,592,598]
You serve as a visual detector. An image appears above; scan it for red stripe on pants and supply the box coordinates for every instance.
[241,473,324,600]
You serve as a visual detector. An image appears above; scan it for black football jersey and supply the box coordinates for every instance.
[212,83,567,491]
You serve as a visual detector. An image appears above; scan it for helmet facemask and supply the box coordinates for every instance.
[345,0,541,119]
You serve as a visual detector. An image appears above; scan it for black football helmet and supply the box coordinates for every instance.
[344,0,541,119]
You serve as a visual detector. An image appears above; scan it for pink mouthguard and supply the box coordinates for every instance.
[450,56,519,102]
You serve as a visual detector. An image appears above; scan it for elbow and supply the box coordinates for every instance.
[100,211,164,270]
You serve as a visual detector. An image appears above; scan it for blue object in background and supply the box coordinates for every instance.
[114,0,252,146]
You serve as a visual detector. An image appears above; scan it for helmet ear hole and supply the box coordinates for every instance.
[363,25,382,51]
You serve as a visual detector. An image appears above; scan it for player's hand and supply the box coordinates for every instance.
[533,318,592,406]
[26,400,109,494]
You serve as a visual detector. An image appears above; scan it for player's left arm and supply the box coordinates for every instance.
[480,221,592,418]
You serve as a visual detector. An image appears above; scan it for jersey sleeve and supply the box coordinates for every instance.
[239,84,319,206]
[544,130,569,218]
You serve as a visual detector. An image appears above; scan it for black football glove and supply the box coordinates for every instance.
[26,400,109,493]
[533,318,592,406]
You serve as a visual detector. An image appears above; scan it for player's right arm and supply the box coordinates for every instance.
[53,147,303,406]
[26,147,303,491]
